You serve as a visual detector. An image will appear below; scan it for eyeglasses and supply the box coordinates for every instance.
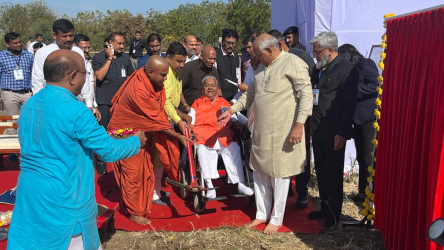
[312,47,328,55]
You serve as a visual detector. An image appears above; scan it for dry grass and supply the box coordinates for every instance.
[103,169,385,250]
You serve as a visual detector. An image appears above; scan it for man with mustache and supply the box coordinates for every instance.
[137,33,165,70]
[215,29,240,101]
[182,35,199,63]
[308,31,359,228]
[151,42,191,206]
[31,19,90,98]
[92,32,134,175]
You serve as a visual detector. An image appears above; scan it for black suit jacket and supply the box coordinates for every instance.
[353,58,380,125]
[310,55,359,141]
[289,48,315,74]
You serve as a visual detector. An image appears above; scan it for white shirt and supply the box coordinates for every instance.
[32,43,92,107]
[76,59,94,108]
[232,65,254,101]
[27,41,46,54]
[185,54,199,64]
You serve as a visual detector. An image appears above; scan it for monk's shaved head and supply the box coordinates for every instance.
[44,50,84,83]
[145,55,168,71]
[145,55,169,87]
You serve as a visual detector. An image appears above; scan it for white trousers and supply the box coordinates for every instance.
[253,171,290,227]
[153,163,164,200]
[67,234,102,250]
[197,142,244,184]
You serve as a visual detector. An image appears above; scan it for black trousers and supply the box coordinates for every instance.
[295,135,311,197]
[312,137,346,220]
[354,120,375,193]
[98,104,112,130]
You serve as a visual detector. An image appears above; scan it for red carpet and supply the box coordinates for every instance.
[97,164,324,233]
[0,161,323,249]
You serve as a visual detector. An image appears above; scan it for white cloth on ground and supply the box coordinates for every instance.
[253,170,290,227]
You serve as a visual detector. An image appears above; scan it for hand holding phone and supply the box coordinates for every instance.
[108,44,114,55]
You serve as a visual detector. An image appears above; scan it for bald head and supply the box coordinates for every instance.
[200,45,217,69]
[253,34,280,66]
[44,50,86,95]
[44,50,84,83]
[145,55,169,87]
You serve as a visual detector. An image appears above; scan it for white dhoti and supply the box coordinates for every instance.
[253,170,290,227]
[68,234,103,250]
[197,142,244,183]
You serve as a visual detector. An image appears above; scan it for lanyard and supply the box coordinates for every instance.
[12,51,22,69]
[134,40,139,48]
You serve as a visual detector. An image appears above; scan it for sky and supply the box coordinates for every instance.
[3,0,228,17]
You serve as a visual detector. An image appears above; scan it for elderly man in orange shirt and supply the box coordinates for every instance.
[189,75,253,199]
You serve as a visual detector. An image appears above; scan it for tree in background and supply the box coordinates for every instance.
[0,0,270,52]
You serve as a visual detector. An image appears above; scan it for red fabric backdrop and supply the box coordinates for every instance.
[373,6,444,250]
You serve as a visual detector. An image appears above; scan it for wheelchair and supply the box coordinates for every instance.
[166,125,254,213]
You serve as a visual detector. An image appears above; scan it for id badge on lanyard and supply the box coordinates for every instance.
[14,67,24,80]
[312,89,319,105]
[121,66,126,78]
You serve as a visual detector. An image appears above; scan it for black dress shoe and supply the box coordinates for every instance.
[296,191,308,208]
[160,190,171,197]
[308,211,328,220]
[97,161,108,176]
[323,217,337,228]
[8,154,18,162]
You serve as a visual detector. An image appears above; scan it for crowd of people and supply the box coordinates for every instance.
[1,17,379,249]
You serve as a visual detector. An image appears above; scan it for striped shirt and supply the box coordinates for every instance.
[0,49,33,91]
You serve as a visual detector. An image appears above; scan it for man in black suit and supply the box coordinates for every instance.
[308,31,359,228]
[215,29,240,101]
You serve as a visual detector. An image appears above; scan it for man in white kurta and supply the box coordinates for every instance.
[218,34,313,234]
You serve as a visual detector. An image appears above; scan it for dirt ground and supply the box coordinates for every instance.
[103,171,385,250]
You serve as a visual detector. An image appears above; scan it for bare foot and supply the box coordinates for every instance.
[263,223,280,235]
[246,219,266,228]
[129,214,150,225]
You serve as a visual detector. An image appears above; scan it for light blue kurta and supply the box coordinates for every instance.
[7,85,141,250]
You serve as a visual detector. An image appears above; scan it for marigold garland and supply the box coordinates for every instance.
[108,128,137,136]
[361,12,394,224]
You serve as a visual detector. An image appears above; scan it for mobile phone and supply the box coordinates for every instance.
[108,44,114,55]
[221,107,229,113]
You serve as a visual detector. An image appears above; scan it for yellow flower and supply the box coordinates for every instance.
[376,87,382,95]
[372,170,376,176]
[378,62,385,71]
[381,34,387,41]
[116,129,124,135]
[365,198,369,203]
[375,98,382,106]
[373,122,379,129]
[367,215,373,221]
[371,152,374,156]
[367,177,373,183]
[361,210,368,216]
[381,42,387,49]
[374,157,377,162]
[378,76,384,82]
[380,53,386,60]
[368,166,373,173]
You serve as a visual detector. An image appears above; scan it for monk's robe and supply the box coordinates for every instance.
[108,68,180,217]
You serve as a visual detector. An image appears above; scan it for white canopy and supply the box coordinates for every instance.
[271,0,443,56]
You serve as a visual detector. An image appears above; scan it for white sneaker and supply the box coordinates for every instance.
[238,182,254,196]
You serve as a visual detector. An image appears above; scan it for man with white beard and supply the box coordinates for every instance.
[308,31,359,228]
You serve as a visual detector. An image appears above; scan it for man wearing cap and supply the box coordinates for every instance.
[283,26,306,51]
